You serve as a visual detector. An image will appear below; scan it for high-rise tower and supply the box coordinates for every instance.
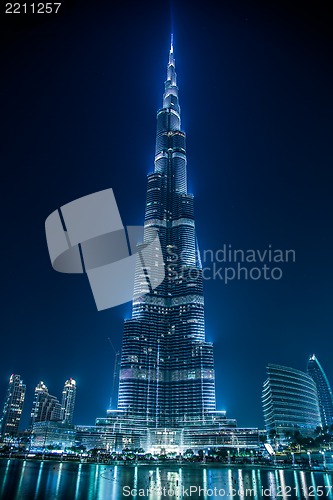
[0,374,26,437]
[307,354,333,428]
[116,36,217,429]
[61,378,76,424]
[30,381,62,426]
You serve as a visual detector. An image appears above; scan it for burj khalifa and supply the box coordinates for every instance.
[98,36,236,451]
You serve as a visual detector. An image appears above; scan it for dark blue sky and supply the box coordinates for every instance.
[1,0,332,430]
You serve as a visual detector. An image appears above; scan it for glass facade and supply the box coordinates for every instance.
[116,37,218,431]
[76,424,141,452]
[0,374,26,437]
[307,354,333,428]
[262,364,321,436]
[31,421,76,450]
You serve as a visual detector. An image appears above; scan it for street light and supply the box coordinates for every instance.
[307,451,311,467]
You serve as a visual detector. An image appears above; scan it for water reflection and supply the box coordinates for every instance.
[74,463,82,500]
[300,470,309,499]
[0,459,332,499]
[55,462,62,498]
[34,460,43,499]
[16,459,26,499]
[293,470,300,499]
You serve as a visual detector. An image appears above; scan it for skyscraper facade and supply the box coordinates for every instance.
[307,354,333,428]
[262,364,321,437]
[61,378,76,423]
[0,374,26,437]
[30,381,61,426]
[96,38,239,452]
[116,36,217,429]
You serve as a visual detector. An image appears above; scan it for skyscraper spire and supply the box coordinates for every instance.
[168,33,174,66]
[164,34,179,112]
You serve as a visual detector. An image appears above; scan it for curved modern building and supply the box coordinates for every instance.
[307,354,333,428]
[262,364,321,436]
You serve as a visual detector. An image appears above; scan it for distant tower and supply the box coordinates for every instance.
[307,354,333,428]
[30,381,61,426]
[60,379,76,424]
[262,364,321,437]
[0,374,26,437]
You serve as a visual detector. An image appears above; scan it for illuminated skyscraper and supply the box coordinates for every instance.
[0,374,26,437]
[61,378,76,424]
[115,35,218,431]
[30,381,61,426]
[93,36,240,452]
[307,354,333,428]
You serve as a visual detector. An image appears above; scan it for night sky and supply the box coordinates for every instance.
[1,0,332,430]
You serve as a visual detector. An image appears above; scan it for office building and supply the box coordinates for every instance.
[0,374,26,438]
[30,381,61,426]
[61,378,76,424]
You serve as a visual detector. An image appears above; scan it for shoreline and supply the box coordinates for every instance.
[1,456,332,474]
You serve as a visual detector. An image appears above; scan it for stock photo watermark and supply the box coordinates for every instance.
[45,188,296,309]
[166,244,296,284]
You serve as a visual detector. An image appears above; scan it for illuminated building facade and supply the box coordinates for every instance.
[0,374,26,437]
[100,37,235,451]
[262,364,321,437]
[117,35,216,429]
[307,354,333,428]
[31,421,76,450]
[30,381,61,426]
[76,424,140,452]
[61,378,76,424]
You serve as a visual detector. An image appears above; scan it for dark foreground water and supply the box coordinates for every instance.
[1,459,333,499]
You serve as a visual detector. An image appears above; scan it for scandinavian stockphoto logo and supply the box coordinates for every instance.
[167,245,296,284]
[45,189,295,310]
[45,189,165,310]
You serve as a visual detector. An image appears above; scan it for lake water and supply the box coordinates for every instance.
[1,459,333,499]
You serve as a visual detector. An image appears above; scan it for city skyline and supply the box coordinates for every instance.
[0,376,77,435]
[1,1,332,429]
[3,352,332,437]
